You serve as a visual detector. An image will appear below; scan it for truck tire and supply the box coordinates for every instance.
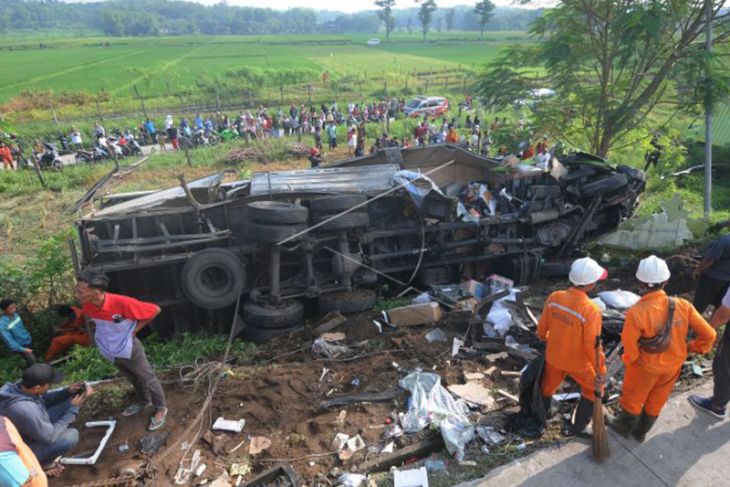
[247,222,307,243]
[617,165,646,182]
[319,289,377,314]
[581,173,628,197]
[242,300,304,329]
[248,201,309,225]
[312,212,369,230]
[181,248,245,309]
[310,195,367,214]
[242,324,304,343]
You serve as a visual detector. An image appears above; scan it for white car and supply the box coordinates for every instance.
[366,38,381,46]
[403,96,449,118]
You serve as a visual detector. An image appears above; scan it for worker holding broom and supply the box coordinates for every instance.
[538,257,607,436]
[609,255,716,442]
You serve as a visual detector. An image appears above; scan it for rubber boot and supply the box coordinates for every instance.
[607,408,640,438]
[632,411,658,443]
[564,397,593,436]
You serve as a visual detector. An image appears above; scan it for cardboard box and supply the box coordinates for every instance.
[389,302,443,327]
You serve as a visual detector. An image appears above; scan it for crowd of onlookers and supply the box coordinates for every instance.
[1,96,556,171]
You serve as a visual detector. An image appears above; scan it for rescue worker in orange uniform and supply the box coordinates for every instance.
[44,306,91,362]
[609,255,716,442]
[538,257,607,435]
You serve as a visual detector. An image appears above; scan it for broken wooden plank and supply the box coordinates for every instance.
[496,389,519,403]
[313,311,347,336]
[315,388,403,412]
[355,435,444,473]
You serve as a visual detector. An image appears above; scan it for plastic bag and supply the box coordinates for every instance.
[338,473,367,487]
[311,338,349,358]
[398,372,470,433]
[441,417,475,462]
[486,289,520,336]
[598,290,640,310]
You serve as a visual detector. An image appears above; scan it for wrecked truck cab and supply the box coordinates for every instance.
[72,144,645,340]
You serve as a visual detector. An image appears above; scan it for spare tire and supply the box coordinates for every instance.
[181,248,245,309]
[310,195,368,214]
[248,201,309,225]
[242,300,304,329]
[247,222,308,243]
[319,289,377,314]
[580,173,628,197]
[242,324,304,343]
[312,212,369,230]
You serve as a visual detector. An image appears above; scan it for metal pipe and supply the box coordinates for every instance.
[269,245,281,304]
[704,0,713,217]
[60,421,116,466]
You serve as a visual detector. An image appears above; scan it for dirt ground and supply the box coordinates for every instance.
[53,262,707,487]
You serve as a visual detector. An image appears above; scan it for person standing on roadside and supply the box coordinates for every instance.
[144,118,157,144]
[326,121,337,151]
[609,256,716,442]
[0,301,35,367]
[692,232,730,315]
[74,272,168,431]
[538,257,607,436]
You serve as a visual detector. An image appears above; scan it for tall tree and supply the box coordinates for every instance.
[416,0,438,42]
[445,8,456,31]
[477,0,730,157]
[375,0,396,42]
[474,0,495,38]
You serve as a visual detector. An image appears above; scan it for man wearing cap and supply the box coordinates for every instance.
[0,364,90,477]
[74,271,168,431]
[538,257,608,435]
[0,300,36,367]
[689,285,730,418]
[610,255,716,442]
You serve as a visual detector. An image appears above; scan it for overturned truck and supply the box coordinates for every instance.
[72,145,645,340]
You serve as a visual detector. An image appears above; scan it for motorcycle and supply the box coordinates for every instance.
[37,143,63,170]
[180,128,220,149]
[75,145,108,164]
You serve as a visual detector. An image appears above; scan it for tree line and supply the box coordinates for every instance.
[0,0,540,36]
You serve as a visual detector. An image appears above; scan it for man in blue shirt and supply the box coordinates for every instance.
[0,300,36,367]
[693,233,730,314]
[143,118,157,144]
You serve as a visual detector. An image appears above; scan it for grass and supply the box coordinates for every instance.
[0,333,257,386]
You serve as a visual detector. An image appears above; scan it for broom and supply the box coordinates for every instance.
[592,337,611,463]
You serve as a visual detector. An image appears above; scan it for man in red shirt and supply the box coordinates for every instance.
[74,272,167,431]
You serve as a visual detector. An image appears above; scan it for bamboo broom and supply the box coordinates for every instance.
[592,337,611,462]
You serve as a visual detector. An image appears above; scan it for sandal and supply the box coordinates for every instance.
[122,402,151,417]
[43,462,65,478]
[148,408,168,431]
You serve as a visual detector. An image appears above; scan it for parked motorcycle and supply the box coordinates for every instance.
[37,143,63,170]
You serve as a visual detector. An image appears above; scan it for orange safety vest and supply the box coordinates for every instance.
[622,290,716,374]
[537,288,606,374]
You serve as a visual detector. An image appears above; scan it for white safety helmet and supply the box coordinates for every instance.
[569,257,608,286]
[636,255,671,284]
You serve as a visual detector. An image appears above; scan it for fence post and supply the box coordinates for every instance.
[215,89,221,111]
[463,76,467,94]
[307,85,312,105]
[280,85,284,106]
[444,75,448,90]
[184,148,192,167]
[248,89,253,107]
[133,85,147,118]
[49,100,58,125]
[95,96,102,121]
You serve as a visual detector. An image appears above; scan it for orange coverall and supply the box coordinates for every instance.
[538,288,606,401]
[620,290,716,415]
[44,307,91,361]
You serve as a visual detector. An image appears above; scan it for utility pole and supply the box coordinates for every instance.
[704,0,713,217]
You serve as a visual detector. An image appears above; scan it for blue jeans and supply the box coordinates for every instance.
[29,399,79,466]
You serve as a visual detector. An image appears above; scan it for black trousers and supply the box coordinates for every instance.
[693,275,730,315]
[16,349,37,367]
[713,327,730,407]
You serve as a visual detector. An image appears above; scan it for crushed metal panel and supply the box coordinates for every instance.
[250,164,400,196]
[95,173,225,216]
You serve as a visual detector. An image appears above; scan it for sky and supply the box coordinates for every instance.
[192,0,552,14]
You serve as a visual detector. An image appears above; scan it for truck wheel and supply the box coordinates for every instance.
[242,324,304,343]
[617,165,646,183]
[248,201,309,225]
[181,248,245,309]
[581,173,628,197]
[242,300,304,329]
[319,289,377,314]
[310,195,367,214]
[247,222,307,243]
[312,212,369,230]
